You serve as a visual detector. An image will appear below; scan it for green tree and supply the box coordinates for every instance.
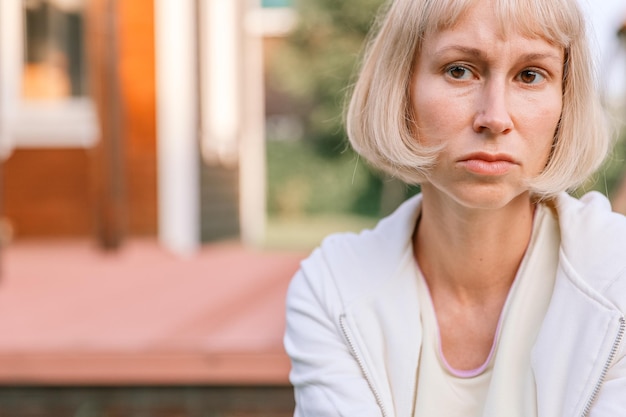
[269,0,385,156]
[267,0,422,219]
[581,128,626,198]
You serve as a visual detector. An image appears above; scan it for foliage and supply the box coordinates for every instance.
[580,127,626,198]
[266,140,382,217]
[266,140,420,219]
[268,0,386,156]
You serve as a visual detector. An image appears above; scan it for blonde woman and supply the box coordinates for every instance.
[284,0,626,415]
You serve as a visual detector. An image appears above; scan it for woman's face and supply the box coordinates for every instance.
[410,0,564,210]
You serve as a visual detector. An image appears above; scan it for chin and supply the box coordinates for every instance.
[444,183,531,211]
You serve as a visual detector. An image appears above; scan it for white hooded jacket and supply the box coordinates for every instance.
[284,192,626,417]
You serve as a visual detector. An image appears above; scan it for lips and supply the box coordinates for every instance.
[457,152,519,175]
[459,152,518,164]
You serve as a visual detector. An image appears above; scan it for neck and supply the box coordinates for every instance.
[414,187,536,303]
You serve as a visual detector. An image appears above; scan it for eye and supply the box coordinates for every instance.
[445,65,473,80]
[518,69,546,85]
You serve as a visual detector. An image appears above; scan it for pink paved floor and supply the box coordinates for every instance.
[0,239,306,385]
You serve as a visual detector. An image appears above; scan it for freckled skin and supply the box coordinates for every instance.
[411,4,564,210]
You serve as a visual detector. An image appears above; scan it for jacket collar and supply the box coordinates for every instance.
[554,192,626,307]
[533,192,626,416]
[336,192,626,417]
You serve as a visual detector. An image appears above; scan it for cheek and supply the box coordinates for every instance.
[538,100,562,144]
[528,97,562,169]
[412,92,461,145]
[521,90,562,134]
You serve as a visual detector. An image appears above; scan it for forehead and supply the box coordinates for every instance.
[422,0,565,59]
[420,0,580,48]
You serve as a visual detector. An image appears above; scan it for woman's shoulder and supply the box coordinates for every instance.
[555,191,626,309]
[294,195,422,305]
[555,191,626,245]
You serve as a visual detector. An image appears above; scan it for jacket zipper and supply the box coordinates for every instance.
[580,316,625,417]
[339,315,390,417]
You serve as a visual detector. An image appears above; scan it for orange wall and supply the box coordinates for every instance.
[118,0,158,235]
[2,0,158,239]
[2,149,92,237]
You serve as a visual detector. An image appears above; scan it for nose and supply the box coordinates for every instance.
[473,80,513,135]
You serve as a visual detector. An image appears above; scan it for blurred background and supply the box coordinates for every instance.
[0,0,624,415]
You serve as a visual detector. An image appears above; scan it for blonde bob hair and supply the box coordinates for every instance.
[346,0,610,197]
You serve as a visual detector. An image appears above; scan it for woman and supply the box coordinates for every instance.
[284,0,626,416]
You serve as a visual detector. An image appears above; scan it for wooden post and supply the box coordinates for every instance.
[85,0,126,249]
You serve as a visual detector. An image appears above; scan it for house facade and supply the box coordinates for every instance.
[0,0,284,253]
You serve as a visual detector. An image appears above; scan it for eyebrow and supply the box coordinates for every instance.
[435,46,486,59]
[433,45,563,64]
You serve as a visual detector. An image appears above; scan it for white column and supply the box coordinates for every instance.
[0,0,22,160]
[199,0,266,246]
[200,0,241,165]
[240,0,267,246]
[154,0,200,254]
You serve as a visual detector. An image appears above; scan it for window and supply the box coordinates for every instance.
[247,0,296,37]
[261,0,292,7]
[0,0,97,153]
[22,0,87,99]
